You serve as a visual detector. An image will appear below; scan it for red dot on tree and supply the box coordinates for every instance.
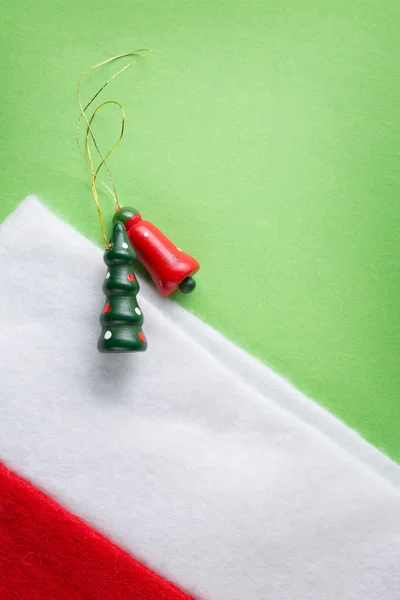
[103,303,111,315]
[138,332,146,343]
[128,273,135,282]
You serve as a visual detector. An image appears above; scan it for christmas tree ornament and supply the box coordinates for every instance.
[98,221,147,352]
[76,51,149,353]
[114,207,200,296]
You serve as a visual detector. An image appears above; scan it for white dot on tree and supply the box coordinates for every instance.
[106,272,110,279]
[122,242,128,249]
[135,308,141,316]
[144,232,149,237]
[104,331,112,340]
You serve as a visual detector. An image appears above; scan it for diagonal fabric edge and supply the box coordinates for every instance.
[5,195,398,487]
[0,461,195,599]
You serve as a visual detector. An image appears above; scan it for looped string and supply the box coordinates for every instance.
[76,49,149,248]
[85,100,125,248]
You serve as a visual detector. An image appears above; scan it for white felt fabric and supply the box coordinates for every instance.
[0,197,399,600]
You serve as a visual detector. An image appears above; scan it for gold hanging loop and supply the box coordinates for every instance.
[76,49,149,247]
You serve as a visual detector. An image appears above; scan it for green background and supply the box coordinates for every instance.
[1,1,399,460]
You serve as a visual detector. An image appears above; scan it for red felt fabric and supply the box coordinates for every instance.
[0,462,195,600]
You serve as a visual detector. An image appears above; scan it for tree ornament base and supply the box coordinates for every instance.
[98,326,147,353]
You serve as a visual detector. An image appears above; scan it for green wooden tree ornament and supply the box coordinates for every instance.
[98,221,147,353]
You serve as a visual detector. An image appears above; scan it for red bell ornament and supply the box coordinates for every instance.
[114,207,200,297]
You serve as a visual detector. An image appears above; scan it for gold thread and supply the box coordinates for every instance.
[77,49,149,247]
[85,101,125,248]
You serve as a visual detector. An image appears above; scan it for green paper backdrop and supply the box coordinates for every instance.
[1,1,399,460]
